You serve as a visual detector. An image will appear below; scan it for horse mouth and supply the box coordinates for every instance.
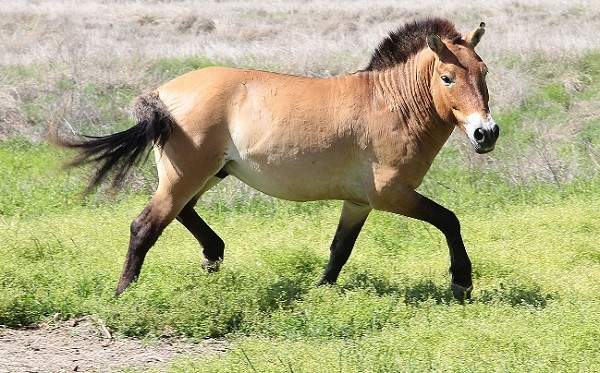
[473,144,495,154]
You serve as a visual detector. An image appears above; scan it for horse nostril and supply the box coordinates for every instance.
[492,125,500,139]
[473,128,485,142]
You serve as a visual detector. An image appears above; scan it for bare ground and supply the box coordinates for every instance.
[0,317,228,372]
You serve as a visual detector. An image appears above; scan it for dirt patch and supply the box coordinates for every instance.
[0,317,228,372]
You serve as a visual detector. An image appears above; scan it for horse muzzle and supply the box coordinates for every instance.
[464,113,499,154]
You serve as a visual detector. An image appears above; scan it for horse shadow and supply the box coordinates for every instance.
[341,270,403,296]
[402,279,455,305]
[340,270,454,304]
[341,270,554,309]
[402,279,554,308]
[478,283,554,308]
[257,251,322,312]
[256,265,554,310]
[258,276,311,312]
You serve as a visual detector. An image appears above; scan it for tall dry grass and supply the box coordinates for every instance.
[2,0,599,67]
[0,0,598,192]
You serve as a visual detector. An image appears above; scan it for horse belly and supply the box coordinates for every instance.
[225,149,367,203]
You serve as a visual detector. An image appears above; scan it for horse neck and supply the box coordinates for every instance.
[368,50,454,151]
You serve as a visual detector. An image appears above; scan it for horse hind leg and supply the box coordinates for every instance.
[115,178,196,295]
[176,174,227,272]
[115,168,224,295]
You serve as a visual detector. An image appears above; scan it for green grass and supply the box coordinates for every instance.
[0,138,152,217]
[0,139,87,216]
[0,139,599,371]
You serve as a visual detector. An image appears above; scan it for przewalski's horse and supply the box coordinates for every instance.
[58,18,499,301]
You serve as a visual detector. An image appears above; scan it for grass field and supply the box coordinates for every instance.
[1,0,600,371]
[1,142,599,371]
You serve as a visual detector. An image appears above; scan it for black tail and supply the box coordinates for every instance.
[54,92,175,193]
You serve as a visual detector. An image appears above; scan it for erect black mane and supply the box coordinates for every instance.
[365,17,462,71]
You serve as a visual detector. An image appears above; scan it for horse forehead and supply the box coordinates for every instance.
[447,44,484,69]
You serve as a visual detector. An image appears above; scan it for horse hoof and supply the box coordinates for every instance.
[202,259,221,273]
[316,276,336,287]
[451,282,473,302]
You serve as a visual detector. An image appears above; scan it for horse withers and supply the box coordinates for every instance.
[56,18,499,301]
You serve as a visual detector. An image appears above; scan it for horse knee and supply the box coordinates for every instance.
[130,215,145,239]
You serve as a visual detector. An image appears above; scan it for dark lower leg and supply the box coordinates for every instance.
[319,202,371,285]
[406,194,472,298]
[176,201,224,263]
[116,205,163,295]
[446,235,472,289]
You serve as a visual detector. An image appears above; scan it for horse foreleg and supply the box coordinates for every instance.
[318,201,371,285]
[369,185,472,301]
[409,194,472,301]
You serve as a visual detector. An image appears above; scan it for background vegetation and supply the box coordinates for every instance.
[1,0,599,371]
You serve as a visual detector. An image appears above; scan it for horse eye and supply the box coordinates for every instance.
[441,75,453,85]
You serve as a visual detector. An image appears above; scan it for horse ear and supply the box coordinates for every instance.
[426,34,444,55]
[466,22,486,48]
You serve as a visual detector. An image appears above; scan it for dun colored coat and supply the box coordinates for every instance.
[58,18,499,301]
